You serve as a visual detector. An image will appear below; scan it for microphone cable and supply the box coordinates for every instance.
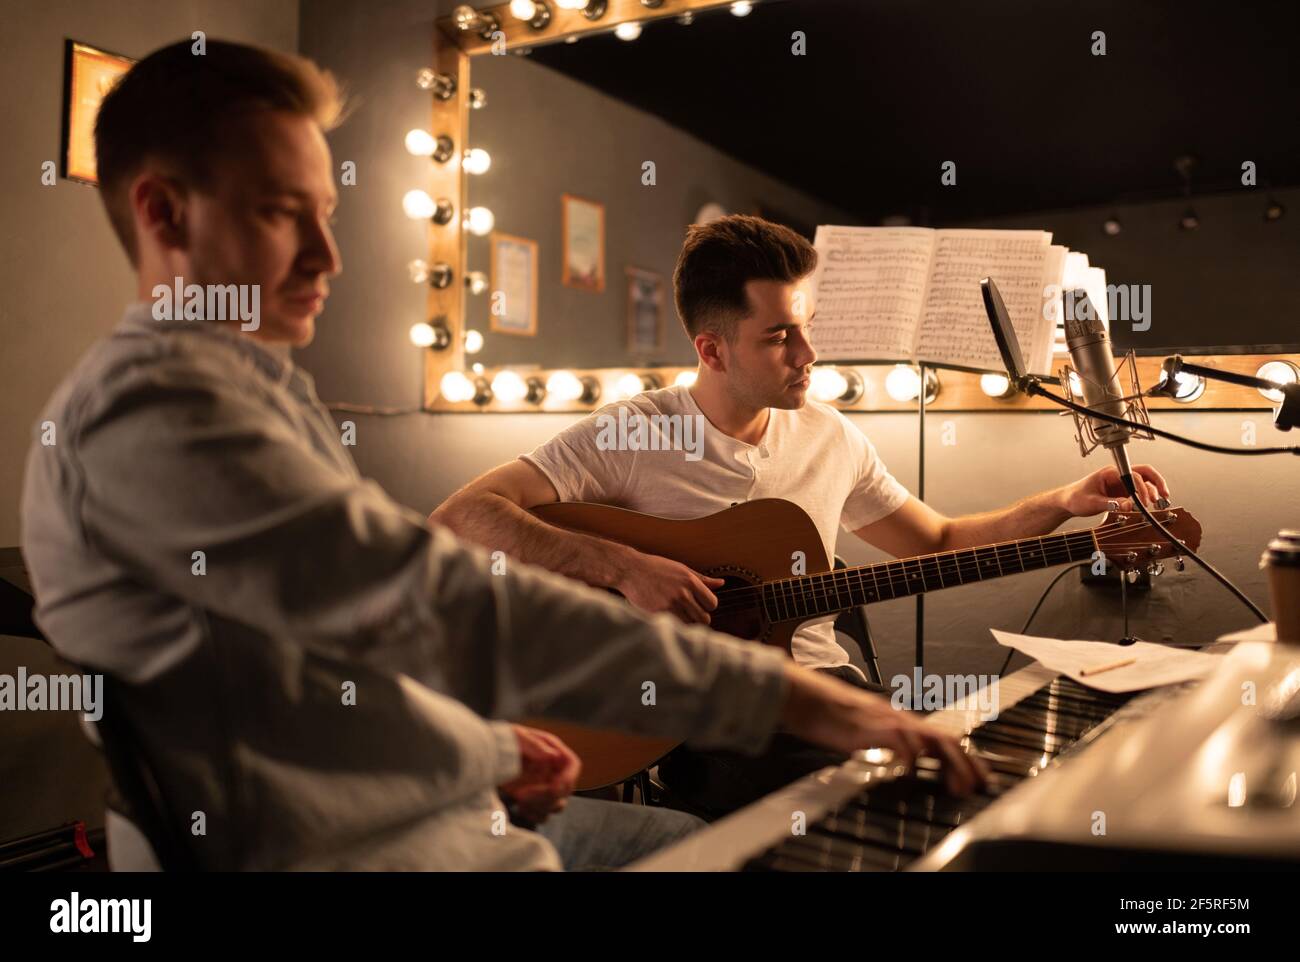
[1024,381,1300,457]
[1024,378,1273,622]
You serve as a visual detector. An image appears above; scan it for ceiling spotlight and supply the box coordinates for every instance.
[1265,199,1286,222]
[1179,208,1200,231]
[1102,215,1122,236]
[730,1,754,15]
[615,21,642,40]
[1257,360,1299,402]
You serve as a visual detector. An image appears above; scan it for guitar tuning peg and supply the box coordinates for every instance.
[1146,561,1164,578]
[1126,568,1139,584]
[1175,556,1185,572]
[1155,497,1171,510]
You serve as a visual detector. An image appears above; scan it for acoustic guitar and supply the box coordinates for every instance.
[523,498,1202,789]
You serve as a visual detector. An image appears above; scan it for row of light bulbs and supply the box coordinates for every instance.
[404,69,495,251]
[460,1,757,44]
[432,360,1300,408]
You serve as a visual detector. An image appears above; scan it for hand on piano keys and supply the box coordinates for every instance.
[779,664,990,796]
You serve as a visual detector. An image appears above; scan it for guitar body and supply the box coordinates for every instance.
[521,499,823,789]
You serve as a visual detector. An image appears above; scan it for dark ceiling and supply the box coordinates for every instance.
[528,0,1300,225]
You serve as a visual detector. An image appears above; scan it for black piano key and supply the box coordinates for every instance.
[814,808,933,856]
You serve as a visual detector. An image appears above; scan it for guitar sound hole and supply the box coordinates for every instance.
[709,574,764,641]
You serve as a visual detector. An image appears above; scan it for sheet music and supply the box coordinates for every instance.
[810,226,935,361]
[916,229,1055,373]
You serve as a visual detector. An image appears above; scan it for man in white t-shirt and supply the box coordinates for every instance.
[433,214,1171,815]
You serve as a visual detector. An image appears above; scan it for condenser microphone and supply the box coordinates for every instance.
[1063,288,1134,477]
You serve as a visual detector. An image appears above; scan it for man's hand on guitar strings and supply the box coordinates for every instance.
[778,666,990,797]
[614,548,725,625]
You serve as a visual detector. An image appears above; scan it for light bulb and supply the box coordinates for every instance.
[409,323,436,347]
[1257,361,1299,403]
[440,371,476,403]
[1159,370,1205,403]
[407,259,429,284]
[614,373,646,399]
[980,373,1012,398]
[465,271,489,295]
[730,1,754,16]
[405,129,435,157]
[547,371,584,402]
[415,68,436,90]
[463,148,491,175]
[402,189,435,220]
[510,0,538,18]
[615,22,642,40]
[465,206,495,236]
[674,370,697,388]
[492,370,528,403]
[556,0,588,9]
[810,367,849,403]
[464,329,484,354]
[885,365,921,402]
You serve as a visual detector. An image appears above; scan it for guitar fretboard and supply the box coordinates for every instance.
[760,528,1100,623]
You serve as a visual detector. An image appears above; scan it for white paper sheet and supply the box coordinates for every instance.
[990,629,1222,693]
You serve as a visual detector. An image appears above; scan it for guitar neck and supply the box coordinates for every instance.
[761,528,1101,623]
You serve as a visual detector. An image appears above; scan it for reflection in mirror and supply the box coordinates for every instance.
[463,1,853,372]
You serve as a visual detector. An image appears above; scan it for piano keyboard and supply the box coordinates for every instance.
[628,661,1168,872]
[743,676,1133,872]
[632,638,1300,871]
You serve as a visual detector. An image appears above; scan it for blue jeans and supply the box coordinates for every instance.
[535,797,705,871]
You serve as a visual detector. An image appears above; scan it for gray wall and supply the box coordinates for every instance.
[0,0,298,843]
[461,53,859,369]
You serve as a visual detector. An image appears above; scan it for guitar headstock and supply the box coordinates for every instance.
[1094,506,1202,568]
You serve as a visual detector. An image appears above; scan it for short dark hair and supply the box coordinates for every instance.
[672,214,818,340]
[94,38,344,265]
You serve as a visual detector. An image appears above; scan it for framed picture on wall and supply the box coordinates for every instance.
[561,193,605,292]
[61,40,135,185]
[626,267,665,354]
[489,232,538,337]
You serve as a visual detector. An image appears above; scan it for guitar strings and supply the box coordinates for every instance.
[705,517,1170,618]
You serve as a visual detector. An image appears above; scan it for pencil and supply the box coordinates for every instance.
[1080,656,1137,677]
